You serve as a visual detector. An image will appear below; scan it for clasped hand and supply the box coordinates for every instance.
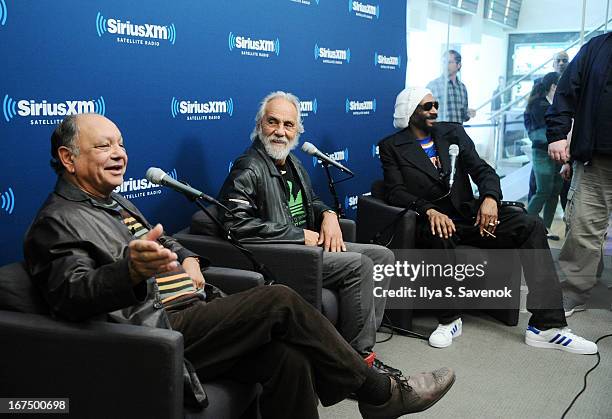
[304,212,346,252]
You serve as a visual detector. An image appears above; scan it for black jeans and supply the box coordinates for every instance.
[416,206,567,329]
[168,285,368,419]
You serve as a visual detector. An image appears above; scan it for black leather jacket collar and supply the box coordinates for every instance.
[218,139,332,243]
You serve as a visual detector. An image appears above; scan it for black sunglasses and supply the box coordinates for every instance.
[418,101,439,111]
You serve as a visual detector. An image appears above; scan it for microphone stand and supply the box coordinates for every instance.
[321,162,354,219]
[192,198,277,285]
[177,180,277,285]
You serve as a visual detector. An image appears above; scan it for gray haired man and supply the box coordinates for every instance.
[219,91,397,372]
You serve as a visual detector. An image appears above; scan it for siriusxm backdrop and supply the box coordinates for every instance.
[0,0,406,265]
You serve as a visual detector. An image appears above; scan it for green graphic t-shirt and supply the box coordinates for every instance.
[279,163,307,228]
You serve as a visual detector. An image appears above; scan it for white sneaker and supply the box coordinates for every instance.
[429,318,462,348]
[525,326,598,355]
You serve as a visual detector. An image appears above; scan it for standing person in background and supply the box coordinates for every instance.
[491,76,506,112]
[528,51,570,205]
[546,33,612,316]
[427,50,476,124]
[525,72,562,240]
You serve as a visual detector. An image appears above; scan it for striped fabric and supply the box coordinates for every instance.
[115,206,199,308]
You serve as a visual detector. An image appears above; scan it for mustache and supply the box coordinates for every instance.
[269,137,289,144]
[426,115,437,121]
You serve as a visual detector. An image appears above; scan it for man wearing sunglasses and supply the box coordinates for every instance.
[377,87,597,355]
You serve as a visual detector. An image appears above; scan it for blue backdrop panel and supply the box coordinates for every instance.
[0,0,406,265]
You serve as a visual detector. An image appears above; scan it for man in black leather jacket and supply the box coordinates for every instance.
[218,91,395,367]
[24,113,455,419]
[378,87,596,355]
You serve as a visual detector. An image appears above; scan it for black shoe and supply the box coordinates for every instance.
[372,358,403,378]
[358,368,455,418]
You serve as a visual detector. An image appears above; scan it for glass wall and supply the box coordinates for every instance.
[405,0,611,204]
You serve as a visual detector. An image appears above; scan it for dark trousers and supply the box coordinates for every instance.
[168,285,368,419]
[416,207,567,329]
[532,166,571,212]
[528,168,537,203]
[560,180,570,211]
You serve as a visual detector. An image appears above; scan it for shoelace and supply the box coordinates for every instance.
[373,359,403,377]
[434,324,454,333]
[391,373,413,401]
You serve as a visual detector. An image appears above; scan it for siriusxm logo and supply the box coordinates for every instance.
[312,148,349,167]
[349,0,380,19]
[228,32,280,58]
[345,195,358,210]
[371,144,380,158]
[374,52,401,70]
[0,0,8,27]
[300,98,318,117]
[345,98,376,116]
[115,169,177,200]
[314,44,351,65]
[1,187,15,215]
[3,95,106,123]
[171,97,234,121]
[345,192,371,210]
[96,12,176,46]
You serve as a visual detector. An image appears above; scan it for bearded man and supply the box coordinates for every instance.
[218,91,397,372]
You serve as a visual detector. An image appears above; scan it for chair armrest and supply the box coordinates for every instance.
[174,233,323,310]
[0,310,184,419]
[205,266,265,294]
[356,196,418,248]
[339,218,356,242]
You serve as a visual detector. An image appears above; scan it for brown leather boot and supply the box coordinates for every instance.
[358,367,455,418]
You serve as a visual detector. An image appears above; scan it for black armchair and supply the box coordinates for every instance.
[172,208,357,325]
[356,180,521,330]
[0,261,263,419]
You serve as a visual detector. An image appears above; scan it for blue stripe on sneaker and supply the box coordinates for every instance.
[549,333,561,343]
[556,336,566,344]
[563,339,572,346]
[527,326,540,334]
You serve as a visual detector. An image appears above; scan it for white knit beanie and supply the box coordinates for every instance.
[393,87,432,129]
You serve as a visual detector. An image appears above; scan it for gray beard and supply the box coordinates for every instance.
[259,131,300,162]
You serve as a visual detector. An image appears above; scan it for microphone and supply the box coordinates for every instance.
[301,142,354,176]
[448,144,459,189]
[145,167,221,205]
